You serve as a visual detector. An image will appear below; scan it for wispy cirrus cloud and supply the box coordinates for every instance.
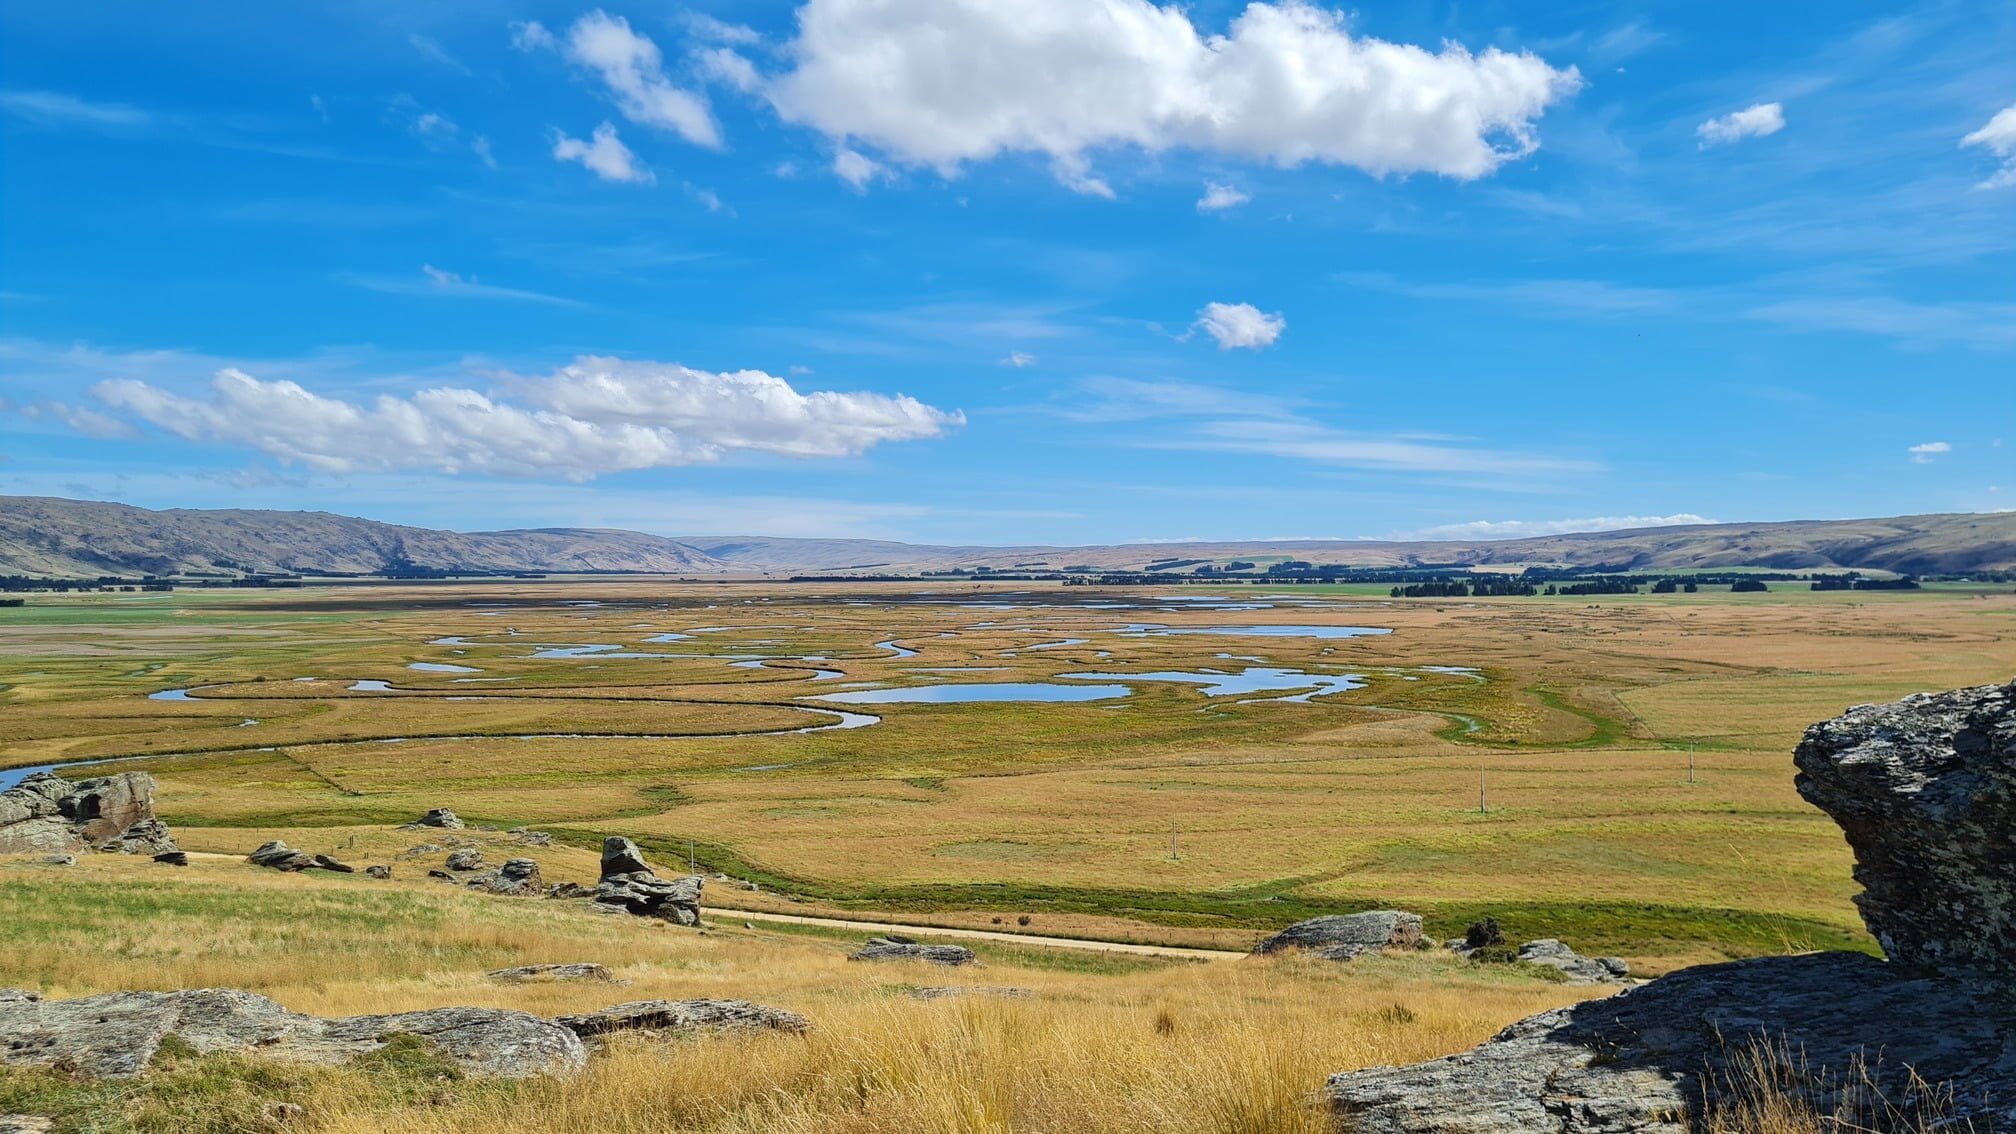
[1744,295,2016,350]
[339,265,587,307]
[1059,377,1589,480]
[1391,513,1715,540]
[0,89,154,129]
[1172,418,1594,477]
[1337,272,1682,315]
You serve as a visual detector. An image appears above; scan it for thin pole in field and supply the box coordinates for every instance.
[1479,768,1487,814]
[688,839,697,874]
[1170,817,1180,861]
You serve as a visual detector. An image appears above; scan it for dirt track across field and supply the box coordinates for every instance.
[717,906,1249,960]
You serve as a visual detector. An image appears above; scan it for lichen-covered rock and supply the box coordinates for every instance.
[0,988,585,1080]
[444,848,485,872]
[1252,911,1423,959]
[151,852,188,867]
[468,858,543,896]
[594,872,703,924]
[0,773,174,856]
[1793,678,2016,976]
[97,818,177,856]
[850,936,976,966]
[1329,952,2014,1133]
[591,837,702,925]
[552,999,809,1038]
[364,865,391,880]
[600,836,651,876]
[309,855,355,874]
[1513,939,1629,984]
[402,808,464,830]
[247,841,314,872]
[487,963,614,984]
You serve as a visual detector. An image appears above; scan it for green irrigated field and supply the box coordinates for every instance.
[6,579,2012,969]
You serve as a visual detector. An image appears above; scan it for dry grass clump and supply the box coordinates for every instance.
[304,967,1572,1134]
[1702,1041,1973,1134]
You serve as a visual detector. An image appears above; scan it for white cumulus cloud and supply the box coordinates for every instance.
[1002,352,1038,367]
[1696,101,1784,147]
[1194,302,1285,350]
[548,10,721,147]
[1402,514,1717,539]
[87,358,962,481]
[552,122,652,183]
[833,147,880,190]
[759,0,1579,193]
[1197,182,1251,211]
[1961,105,2016,189]
[1909,441,1951,463]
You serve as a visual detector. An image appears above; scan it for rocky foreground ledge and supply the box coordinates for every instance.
[0,986,808,1080]
[1329,679,2016,1132]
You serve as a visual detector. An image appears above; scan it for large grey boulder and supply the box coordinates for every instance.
[402,808,465,830]
[1328,680,2016,1132]
[600,836,652,876]
[1252,911,1423,959]
[443,848,485,872]
[0,988,584,1079]
[0,773,175,856]
[1793,679,2016,976]
[1329,953,2014,1132]
[850,936,976,966]
[591,837,703,925]
[552,999,810,1038]
[1512,939,1629,984]
[467,858,543,896]
[246,840,315,872]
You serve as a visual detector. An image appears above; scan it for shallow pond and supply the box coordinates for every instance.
[1057,666,1366,701]
[807,682,1132,704]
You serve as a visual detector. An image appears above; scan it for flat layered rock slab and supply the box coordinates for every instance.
[553,999,810,1038]
[0,988,585,1080]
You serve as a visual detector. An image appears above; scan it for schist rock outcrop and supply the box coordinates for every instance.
[552,999,810,1039]
[0,988,585,1079]
[592,837,703,925]
[850,936,977,966]
[1328,678,2016,1133]
[1252,911,1424,960]
[0,987,813,1080]
[0,772,177,857]
[467,858,544,896]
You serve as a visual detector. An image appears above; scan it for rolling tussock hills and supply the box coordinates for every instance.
[3,495,2013,577]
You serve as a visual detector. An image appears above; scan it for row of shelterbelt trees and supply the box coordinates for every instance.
[1388,570,1932,598]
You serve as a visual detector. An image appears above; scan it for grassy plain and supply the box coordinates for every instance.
[0,854,1603,1134]
[5,579,2014,971]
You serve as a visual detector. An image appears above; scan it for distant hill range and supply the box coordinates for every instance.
[3,495,2013,578]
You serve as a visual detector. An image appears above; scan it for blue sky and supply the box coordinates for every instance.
[1,0,2011,544]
